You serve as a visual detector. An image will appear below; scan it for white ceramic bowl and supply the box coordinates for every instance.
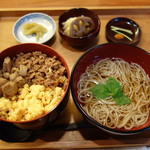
[13,12,56,44]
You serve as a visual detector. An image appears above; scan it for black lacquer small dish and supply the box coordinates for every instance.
[106,17,141,45]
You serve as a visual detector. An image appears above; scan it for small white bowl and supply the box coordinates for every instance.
[13,12,56,44]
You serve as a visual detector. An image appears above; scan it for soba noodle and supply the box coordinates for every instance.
[77,58,150,130]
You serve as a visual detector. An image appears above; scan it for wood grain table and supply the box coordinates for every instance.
[0,1,150,149]
[0,0,150,8]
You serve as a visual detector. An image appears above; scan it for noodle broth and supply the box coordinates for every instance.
[77,58,150,130]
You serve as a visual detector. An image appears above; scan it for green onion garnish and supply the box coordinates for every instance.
[111,26,133,41]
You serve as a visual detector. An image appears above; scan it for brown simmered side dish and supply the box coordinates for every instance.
[0,51,68,97]
[62,16,95,38]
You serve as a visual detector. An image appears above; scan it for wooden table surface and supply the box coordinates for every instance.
[0,0,150,9]
[0,0,150,150]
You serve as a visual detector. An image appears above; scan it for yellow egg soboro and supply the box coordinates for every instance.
[0,84,65,121]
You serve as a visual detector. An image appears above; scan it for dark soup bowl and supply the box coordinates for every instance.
[0,43,70,130]
[71,43,150,135]
[58,8,100,46]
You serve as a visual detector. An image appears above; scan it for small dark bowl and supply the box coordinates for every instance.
[71,43,150,135]
[106,17,141,45]
[0,43,70,130]
[58,8,100,46]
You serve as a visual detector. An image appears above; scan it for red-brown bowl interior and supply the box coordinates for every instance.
[58,8,100,46]
[0,43,70,125]
[71,43,150,134]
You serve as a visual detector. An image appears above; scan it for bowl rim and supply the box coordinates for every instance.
[0,43,70,124]
[71,42,150,135]
[13,12,56,44]
[58,7,101,40]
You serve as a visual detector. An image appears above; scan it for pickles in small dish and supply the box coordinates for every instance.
[22,23,48,41]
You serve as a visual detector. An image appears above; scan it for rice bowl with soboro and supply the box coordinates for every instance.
[0,43,70,130]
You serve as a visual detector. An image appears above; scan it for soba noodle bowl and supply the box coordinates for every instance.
[77,58,150,130]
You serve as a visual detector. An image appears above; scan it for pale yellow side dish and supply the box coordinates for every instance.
[22,23,48,41]
[0,84,65,121]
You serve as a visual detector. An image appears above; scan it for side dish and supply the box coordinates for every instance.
[21,23,48,41]
[111,26,133,41]
[62,16,95,37]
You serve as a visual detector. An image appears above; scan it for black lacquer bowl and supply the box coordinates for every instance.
[71,43,150,135]
[58,8,100,46]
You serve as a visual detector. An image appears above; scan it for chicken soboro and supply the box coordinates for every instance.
[0,51,68,97]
